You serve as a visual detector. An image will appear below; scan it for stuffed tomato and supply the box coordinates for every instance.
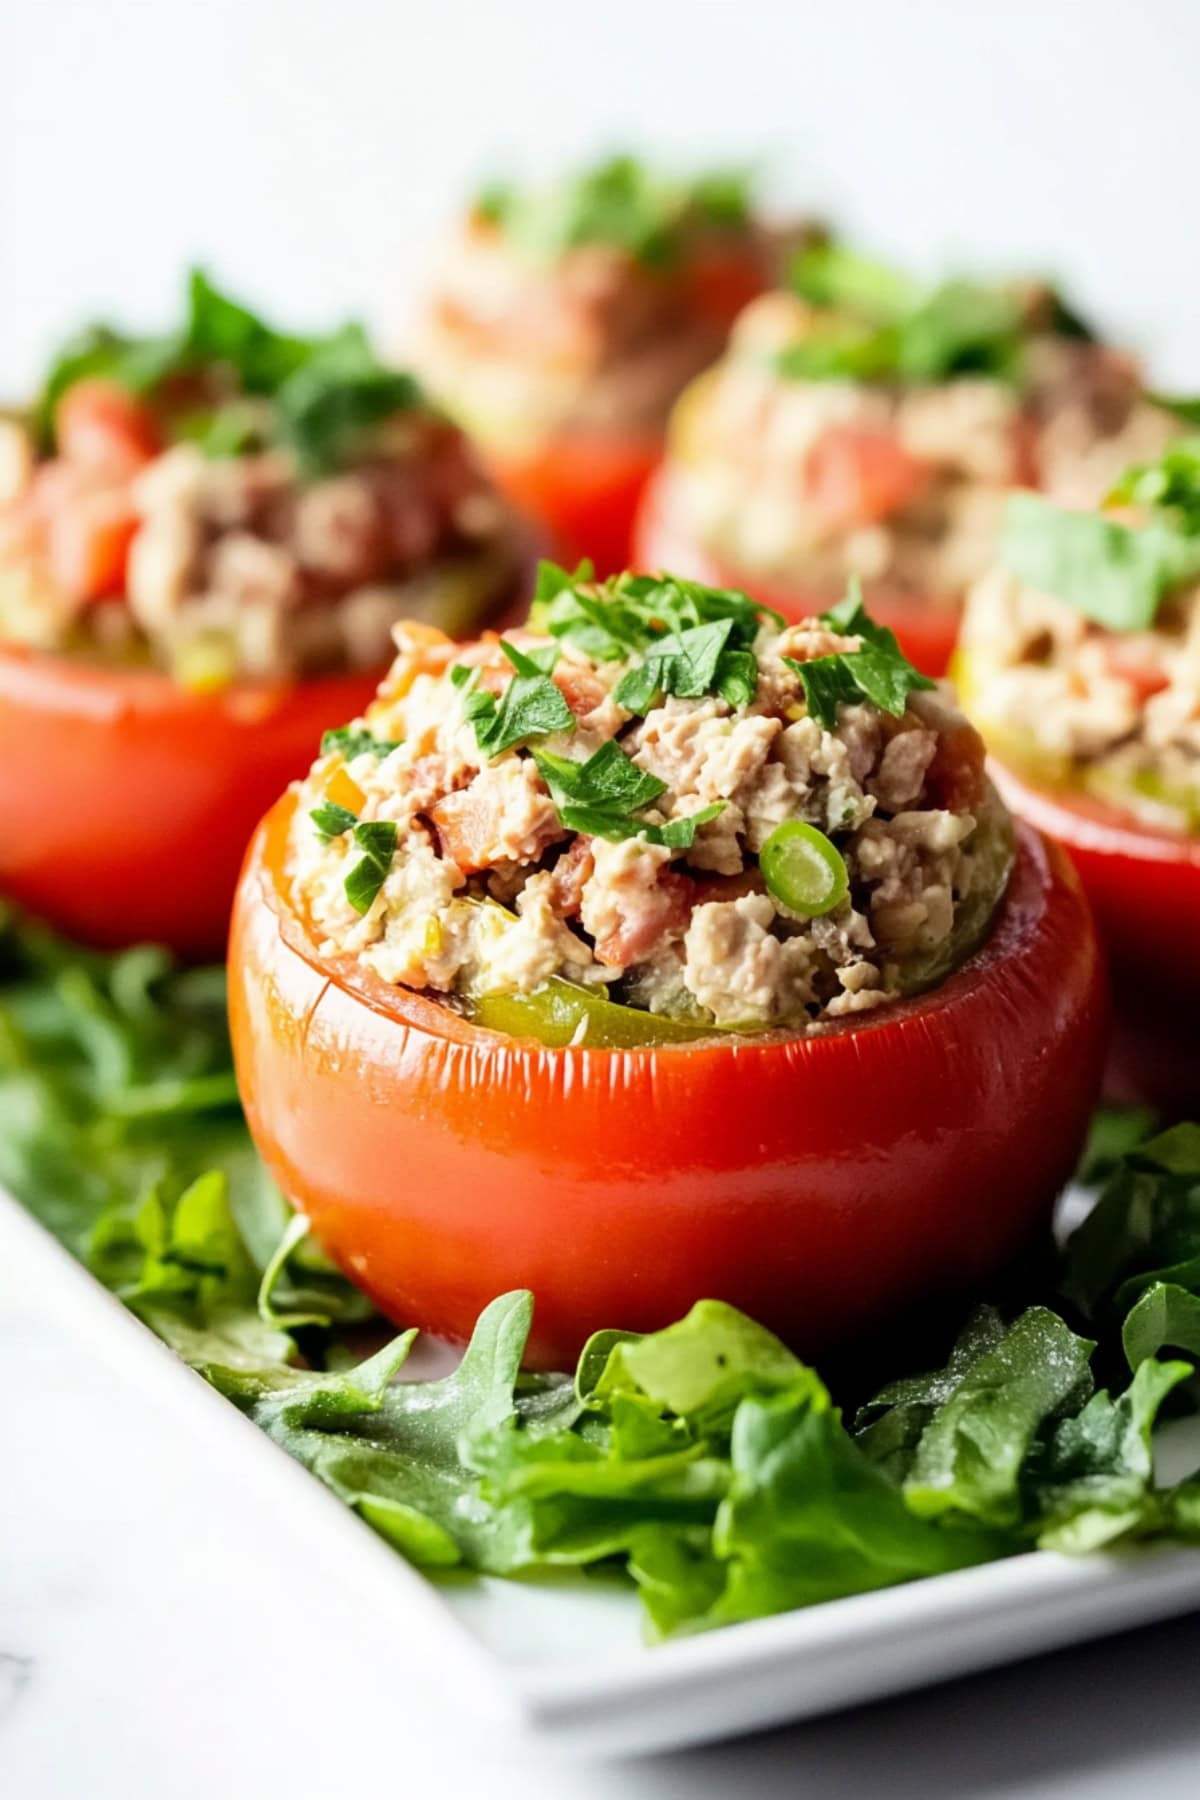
[0,271,527,956]
[956,442,1200,1106]
[634,241,1179,676]
[229,565,1105,1366]
[410,157,810,576]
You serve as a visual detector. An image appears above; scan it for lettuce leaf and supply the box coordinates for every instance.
[8,916,1200,1639]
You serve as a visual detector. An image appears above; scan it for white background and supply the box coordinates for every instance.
[3,0,1200,394]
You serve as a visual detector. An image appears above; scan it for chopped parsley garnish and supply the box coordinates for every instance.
[35,269,421,475]
[1000,457,1200,632]
[320,725,400,760]
[309,801,359,840]
[273,325,422,477]
[456,641,574,759]
[534,741,723,849]
[531,563,775,704]
[781,242,1045,387]
[474,155,754,269]
[614,617,758,715]
[783,580,936,727]
[343,820,398,915]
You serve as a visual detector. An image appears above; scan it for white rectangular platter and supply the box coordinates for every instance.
[7,1184,1200,1761]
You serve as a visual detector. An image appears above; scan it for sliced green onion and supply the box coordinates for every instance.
[759,821,848,918]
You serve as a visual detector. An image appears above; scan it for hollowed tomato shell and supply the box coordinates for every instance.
[631,466,960,678]
[229,794,1107,1368]
[990,759,1200,1111]
[490,433,662,581]
[0,644,382,958]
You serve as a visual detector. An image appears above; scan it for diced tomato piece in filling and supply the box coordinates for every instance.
[46,488,141,602]
[56,378,161,478]
[804,426,928,530]
[593,869,695,968]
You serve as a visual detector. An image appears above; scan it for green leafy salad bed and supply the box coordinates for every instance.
[5,904,1200,1637]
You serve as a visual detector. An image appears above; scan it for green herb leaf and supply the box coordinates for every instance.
[476,156,754,269]
[783,246,1029,385]
[343,820,398,915]
[274,324,422,477]
[999,489,1200,631]
[320,725,399,759]
[309,801,358,840]
[900,1308,1096,1528]
[784,580,935,727]
[465,647,575,759]
[613,618,735,714]
[534,742,722,848]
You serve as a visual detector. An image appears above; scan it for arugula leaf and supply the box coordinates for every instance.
[899,1308,1096,1528]
[1123,1283,1200,1369]
[1000,490,1200,632]
[309,801,358,840]
[785,580,935,727]
[1063,1123,1200,1323]
[1032,1358,1193,1553]
[461,644,575,759]
[343,820,398,915]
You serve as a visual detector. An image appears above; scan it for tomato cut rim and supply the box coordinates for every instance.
[256,788,1063,1059]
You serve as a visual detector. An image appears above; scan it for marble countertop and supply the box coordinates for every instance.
[6,1260,1200,1800]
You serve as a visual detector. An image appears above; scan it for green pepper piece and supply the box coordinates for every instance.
[759,821,849,917]
[467,979,719,1048]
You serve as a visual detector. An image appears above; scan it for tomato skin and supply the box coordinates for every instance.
[989,760,1200,1110]
[490,433,661,579]
[229,797,1106,1368]
[631,466,959,677]
[0,646,382,958]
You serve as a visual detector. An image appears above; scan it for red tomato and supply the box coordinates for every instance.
[229,797,1106,1368]
[989,760,1200,1110]
[804,426,929,531]
[0,646,382,958]
[56,379,161,478]
[631,466,959,677]
[490,433,661,579]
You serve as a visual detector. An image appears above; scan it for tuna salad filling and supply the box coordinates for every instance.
[411,157,804,450]
[0,271,524,685]
[287,566,1014,1043]
[660,243,1177,608]
[958,442,1200,835]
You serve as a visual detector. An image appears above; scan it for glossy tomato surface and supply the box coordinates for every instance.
[229,795,1106,1367]
[991,760,1200,1111]
[632,466,959,677]
[491,432,661,580]
[0,645,379,958]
